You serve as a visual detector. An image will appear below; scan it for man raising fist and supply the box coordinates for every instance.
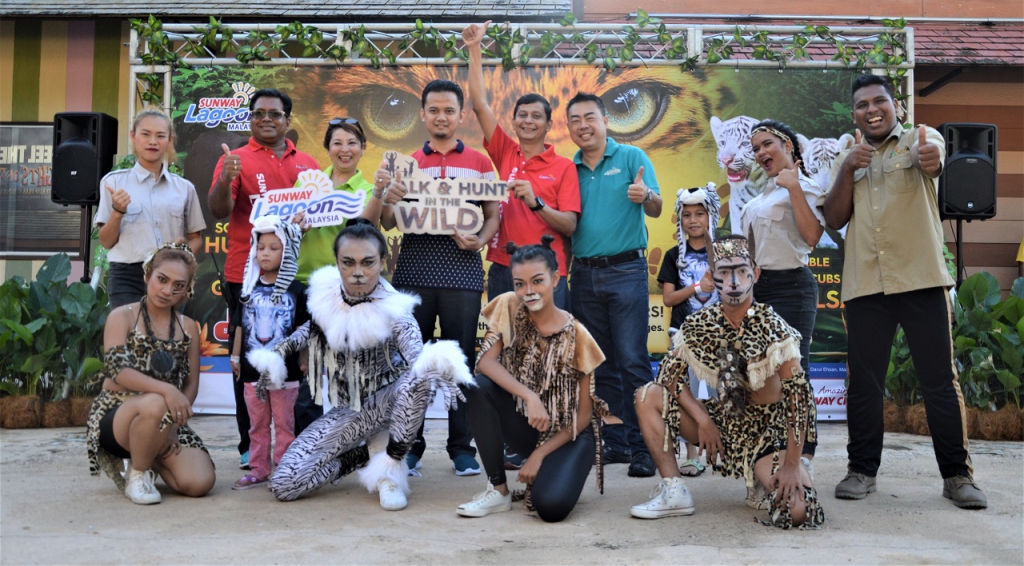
[823,74,986,510]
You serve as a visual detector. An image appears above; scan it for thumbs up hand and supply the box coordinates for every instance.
[220,143,242,184]
[106,184,131,215]
[627,166,649,203]
[776,159,802,192]
[842,129,874,173]
[914,124,941,174]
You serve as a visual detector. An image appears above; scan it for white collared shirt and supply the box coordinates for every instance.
[94,161,206,263]
[741,172,826,270]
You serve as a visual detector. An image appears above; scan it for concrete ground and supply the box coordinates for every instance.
[1,418,1021,565]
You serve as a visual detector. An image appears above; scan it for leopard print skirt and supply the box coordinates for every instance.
[86,390,208,491]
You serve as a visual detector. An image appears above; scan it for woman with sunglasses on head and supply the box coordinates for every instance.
[740,120,823,500]
[86,242,215,505]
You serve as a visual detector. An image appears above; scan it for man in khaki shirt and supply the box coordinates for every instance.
[822,74,985,509]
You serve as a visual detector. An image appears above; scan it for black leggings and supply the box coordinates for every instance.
[466,374,595,523]
[99,406,131,459]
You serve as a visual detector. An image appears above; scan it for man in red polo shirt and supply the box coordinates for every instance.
[462,22,580,309]
[208,88,320,469]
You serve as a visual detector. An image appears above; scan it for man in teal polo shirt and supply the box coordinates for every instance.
[567,92,663,478]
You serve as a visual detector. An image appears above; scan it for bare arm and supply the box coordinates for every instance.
[360,192,385,227]
[823,131,872,230]
[97,215,123,249]
[463,22,499,145]
[182,317,201,404]
[777,165,824,247]
[536,206,577,236]
[643,191,663,218]
[208,144,241,219]
[187,232,202,257]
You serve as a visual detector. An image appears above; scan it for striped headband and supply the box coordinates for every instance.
[750,125,792,145]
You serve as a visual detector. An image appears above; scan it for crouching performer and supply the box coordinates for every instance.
[250,219,474,510]
[631,235,824,529]
[457,236,610,522]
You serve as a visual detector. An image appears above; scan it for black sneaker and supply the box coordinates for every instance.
[504,445,525,470]
[628,451,657,477]
[603,446,632,464]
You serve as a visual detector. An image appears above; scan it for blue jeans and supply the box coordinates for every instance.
[487,262,570,309]
[570,256,652,454]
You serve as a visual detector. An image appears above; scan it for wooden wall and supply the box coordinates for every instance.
[583,0,1024,19]
[915,66,1024,295]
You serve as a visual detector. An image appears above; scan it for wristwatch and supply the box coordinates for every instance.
[529,197,546,212]
[643,188,654,203]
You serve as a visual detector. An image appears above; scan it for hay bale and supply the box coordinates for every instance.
[964,407,981,439]
[70,397,95,427]
[905,404,930,436]
[975,409,1001,440]
[0,397,8,426]
[1,396,41,429]
[883,401,905,433]
[985,406,1023,441]
[41,400,72,428]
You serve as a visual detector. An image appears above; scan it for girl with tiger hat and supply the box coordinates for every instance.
[230,215,309,490]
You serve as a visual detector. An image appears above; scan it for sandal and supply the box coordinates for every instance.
[680,458,705,477]
[232,474,268,490]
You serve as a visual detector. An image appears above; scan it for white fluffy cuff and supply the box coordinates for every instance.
[247,349,287,390]
[412,340,475,387]
[357,452,410,495]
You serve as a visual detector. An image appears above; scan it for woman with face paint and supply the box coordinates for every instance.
[741,120,824,480]
[86,242,215,505]
[457,235,610,522]
[248,219,474,511]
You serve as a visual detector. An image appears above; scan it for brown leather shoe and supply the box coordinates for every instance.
[943,475,988,509]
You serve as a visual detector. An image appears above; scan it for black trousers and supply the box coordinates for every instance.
[466,374,595,523]
[845,287,972,479]
[397,285,478,460]
[107,262,146,309]
[755,266,819,456]
[225,281,250,456]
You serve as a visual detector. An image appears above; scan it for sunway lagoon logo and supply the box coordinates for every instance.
[182,82,256,131]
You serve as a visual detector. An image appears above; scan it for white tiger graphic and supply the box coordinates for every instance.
[710,115,853,246]
[243,291,296,354]
[710,115,765,235]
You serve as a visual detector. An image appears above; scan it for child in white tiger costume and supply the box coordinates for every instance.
[249,219,473,511]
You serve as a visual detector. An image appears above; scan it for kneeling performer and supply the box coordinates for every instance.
[250,219,474,510]
[632,235,824,529]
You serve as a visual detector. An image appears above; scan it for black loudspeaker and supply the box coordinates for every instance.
[938,123,997,220]
[51,112,119,205]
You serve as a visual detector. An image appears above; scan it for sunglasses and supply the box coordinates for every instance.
[251,110,288,120]
[330,117,361,126]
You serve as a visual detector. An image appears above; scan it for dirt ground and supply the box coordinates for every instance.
[1,417,1021,565]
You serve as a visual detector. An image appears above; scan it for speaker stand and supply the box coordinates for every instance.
[79,204,93,284]
[955,218,965,290]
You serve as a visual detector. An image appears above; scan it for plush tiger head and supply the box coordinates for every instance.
[709,115,760,185]
[799,133,856,192]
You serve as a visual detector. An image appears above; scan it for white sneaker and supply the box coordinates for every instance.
[630,477,694,519]
[746,479,767,510]
[124,468,161,505]
[801,456,815,481]
[456,485,512,517]
[378,478,408,511]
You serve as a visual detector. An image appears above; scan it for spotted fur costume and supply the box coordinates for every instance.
[639,302,823,529]
[249,266,474,502]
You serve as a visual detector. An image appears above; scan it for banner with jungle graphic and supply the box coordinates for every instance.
[171,65,854,417]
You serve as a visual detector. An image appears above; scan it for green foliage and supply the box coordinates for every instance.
[953,274,1024,410]
[0,254,108,400]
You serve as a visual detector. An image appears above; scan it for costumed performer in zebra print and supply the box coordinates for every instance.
[249,218,474,511]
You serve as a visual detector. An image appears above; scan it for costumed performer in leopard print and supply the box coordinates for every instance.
[86,242,215,505]
[631,235,824,529]
[249,219,474,511]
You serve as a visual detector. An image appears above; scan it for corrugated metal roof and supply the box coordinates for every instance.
[0,0,572,19]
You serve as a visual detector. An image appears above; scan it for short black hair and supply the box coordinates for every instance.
[334,218,388,259]
[505,234,558,273]
[323,121,367,151]
[249,88,293,117]
[513,93,552,122]
[851,74,895,104]
[421,80,464,110]
[565,92,605,118]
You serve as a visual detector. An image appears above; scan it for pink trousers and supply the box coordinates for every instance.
[243,383,299,481]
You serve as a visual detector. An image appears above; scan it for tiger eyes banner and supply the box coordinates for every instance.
[173,65,854,417]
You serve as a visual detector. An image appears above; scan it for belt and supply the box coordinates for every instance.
[575,249,644,268]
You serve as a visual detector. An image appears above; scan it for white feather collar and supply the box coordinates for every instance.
[306,266,420,352]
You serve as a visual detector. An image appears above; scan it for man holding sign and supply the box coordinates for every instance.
[567,93,663,478]
[380,79,498,477]
[208,88,319,470]
[823,74,986,509]
[462,21,580,309]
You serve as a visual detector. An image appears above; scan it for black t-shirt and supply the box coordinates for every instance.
[238,279,310,383]
[657,243,719,330]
